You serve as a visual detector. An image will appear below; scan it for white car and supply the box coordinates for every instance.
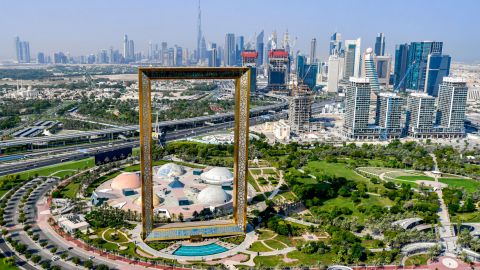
[51,256,60,261]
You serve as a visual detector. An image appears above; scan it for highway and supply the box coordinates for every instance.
[0,113,285,177]
[0,98,288,148]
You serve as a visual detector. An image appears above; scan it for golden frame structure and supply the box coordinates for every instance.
[138,67,251,239]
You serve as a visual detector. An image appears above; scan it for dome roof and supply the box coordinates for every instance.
[200,167,233,185]
[111,172,141,190]
[133,194,162,207]
[197,185,230,206]
[156,163,185,178]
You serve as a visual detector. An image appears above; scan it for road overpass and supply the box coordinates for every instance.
[0,96,288,149]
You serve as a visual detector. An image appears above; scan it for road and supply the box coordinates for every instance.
[0,98,288,148]
[0,113,284,177]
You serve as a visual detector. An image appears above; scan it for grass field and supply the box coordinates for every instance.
[264,239,286,250]
[0,158,95,198]
[313,194,393,221]
[59,180,81,199]
[439,178,480,193]
[304,161,365,182]
[404,253,429,266]
[395,175,434,181]
[1,158,94,181]
[451,212,480,223]
[248,241,272,252]
[257,230,275,240]
[0,257,19,270]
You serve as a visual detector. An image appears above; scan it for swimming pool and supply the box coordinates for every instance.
[173,243,228,256]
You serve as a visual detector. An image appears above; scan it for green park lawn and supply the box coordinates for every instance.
[0,257,19,270]
[59,180,81,199]
[257,230,275,240]
[248,241,272,252]
[248,172,261,192]
[264,239,286,250]
[2,158,94,181]
[395,175,434,181]
[273,234,294,247]
[314,194,393,221]
[0,158,95,198]
[439,178,480,193]
[304,161,365,182]
[451,211,480,223]
[404,253,429,266]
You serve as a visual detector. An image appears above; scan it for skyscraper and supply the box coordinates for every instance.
[128,40,135,62]
[374,55,391,86]
[327,54,342,92]
[37,52,45,64]
[296,55,318,90]
[256,31,264,67]
[123,34,129,61]
[235,36,244,66]
[267,49,290,93]
[424,53,451,97]
[14,37,30,63]
[362,48,380,92]
[374,33,385,56]
[174,45,183,66]
[406,92,436,137]
[344,77,371,139]
[329,32,342,56]
[393,43,409,91]
[310,38,317,64]
[289,85,313,134]
[436,77,468,134]
[404,41,443,91]
[196,0,203,62]
[241,50,258,92]
[161,42,168,66]
[343,38,361,80]
[224,33,236,66]
[375,92,403,139]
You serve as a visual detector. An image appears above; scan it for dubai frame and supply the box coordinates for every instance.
[138,68,251,240]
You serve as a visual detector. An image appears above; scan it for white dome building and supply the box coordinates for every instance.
[133,194,162,207]
[200,167,234,185]
[111,173,141,190]
[197,185,230,206]
[156,163,185,178]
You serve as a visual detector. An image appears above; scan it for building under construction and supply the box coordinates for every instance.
[241,50,258,92]
[288,84,312,135]
[267,49,290,94]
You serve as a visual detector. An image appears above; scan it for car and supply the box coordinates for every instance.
[88,256,95,260]
[52,256,60,261]
[68,247,74,250]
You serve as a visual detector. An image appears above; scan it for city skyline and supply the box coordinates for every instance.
[1,0,480,62]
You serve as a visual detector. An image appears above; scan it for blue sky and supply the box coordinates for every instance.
[1,0,479,62]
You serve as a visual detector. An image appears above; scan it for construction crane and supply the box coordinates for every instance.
[394,60,416,92]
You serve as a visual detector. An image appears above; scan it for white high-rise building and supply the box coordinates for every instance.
[327,54,343,92]
[344,77,372,139]
[437,77,468,134]
[343,38,361,80]
[375,92,403,139]
[362,48,380,92]
[406,92,436,138]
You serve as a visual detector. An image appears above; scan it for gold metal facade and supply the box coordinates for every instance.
[138,68,251,239]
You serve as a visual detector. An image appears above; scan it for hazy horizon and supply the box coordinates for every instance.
[1,0,480,63]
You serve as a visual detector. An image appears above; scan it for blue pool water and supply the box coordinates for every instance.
[173,243,228,256]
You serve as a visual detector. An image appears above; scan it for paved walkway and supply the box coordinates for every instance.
[430,154,458,256]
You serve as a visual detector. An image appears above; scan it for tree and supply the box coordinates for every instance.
[96,264,110,270]
[31,255,41,264]
[3,256,15,266]
[84,260,94,269]
[72,257,81,265]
